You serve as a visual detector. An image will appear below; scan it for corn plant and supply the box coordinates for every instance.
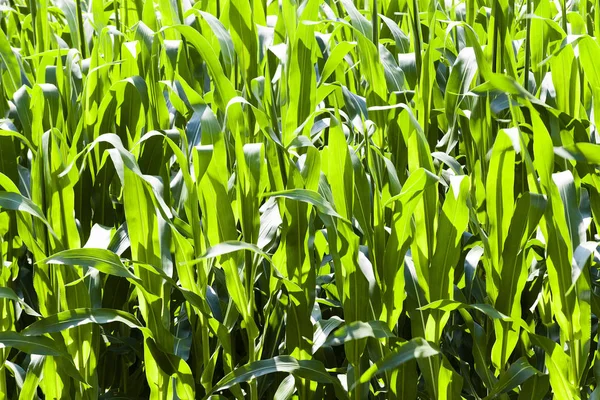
[1,0,600,398]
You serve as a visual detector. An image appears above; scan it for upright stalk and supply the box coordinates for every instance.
[246,251,258,400]
[75,0,87,59]
[0,367,6,400]
[524,0,532,91]
[411,0,423,82]
[596,0,600,42]
[561,0,568,33]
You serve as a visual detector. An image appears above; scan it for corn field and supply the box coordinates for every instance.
[0,0,600,398]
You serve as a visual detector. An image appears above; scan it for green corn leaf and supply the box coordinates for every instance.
[323,320,395,347]
[0,191,60,243]
[266,188,346,221]
[18,355,45,400]
[0,287,40,317]
[40,248,140,282]
[207,356,349,400]
[529,334,579,398]
[22,308,144,336]
[554,143,600,164]
[0,28,22,97]
[484,357,541,399]
[445,47,478,129]
[518,374,550,400]
[0,332,64,356]
[355,338,440,387]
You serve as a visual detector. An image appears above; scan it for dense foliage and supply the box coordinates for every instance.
[1,0,600,398]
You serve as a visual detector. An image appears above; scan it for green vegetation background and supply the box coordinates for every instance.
[1,0,600,398]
